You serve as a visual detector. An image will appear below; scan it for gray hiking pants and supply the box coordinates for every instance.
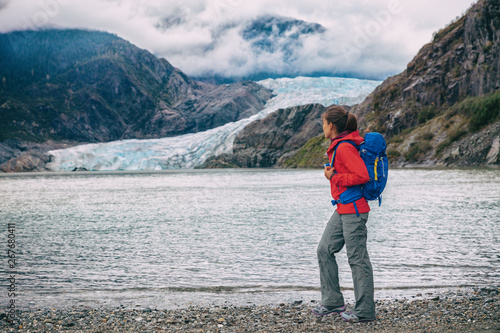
[317,211,375,320]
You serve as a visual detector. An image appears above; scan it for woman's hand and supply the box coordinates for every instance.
[324,165,335,180]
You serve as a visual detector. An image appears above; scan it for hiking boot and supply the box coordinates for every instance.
[311,305,345,316]
[341,311,375,322]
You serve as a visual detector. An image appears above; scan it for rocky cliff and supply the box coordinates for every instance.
[0,29,272,171]
[352,0,500,166]
[260,0,500,169]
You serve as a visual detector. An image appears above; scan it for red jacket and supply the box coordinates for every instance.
[326,130,370,215]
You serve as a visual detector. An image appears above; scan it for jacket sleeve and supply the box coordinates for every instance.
[330,144,369,186]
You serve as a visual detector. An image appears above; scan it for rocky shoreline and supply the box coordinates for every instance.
[2,287,498,332]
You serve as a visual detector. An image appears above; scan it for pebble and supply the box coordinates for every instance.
[1,288,499,332]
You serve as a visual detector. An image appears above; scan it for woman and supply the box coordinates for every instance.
[311,105,376,322]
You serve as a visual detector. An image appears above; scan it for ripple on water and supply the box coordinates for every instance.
[0,168,498,309]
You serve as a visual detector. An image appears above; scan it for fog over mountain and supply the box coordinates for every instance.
[0,0,477,81]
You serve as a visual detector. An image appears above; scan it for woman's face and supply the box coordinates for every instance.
[322,117,337,139]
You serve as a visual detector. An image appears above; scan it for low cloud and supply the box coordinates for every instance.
[0,0,9,11]
[0,0,478,80]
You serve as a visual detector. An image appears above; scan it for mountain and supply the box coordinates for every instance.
[351,0,500,166]
[242,15,326,64]
[191,15,328,84]
[284,0,500,168]
[5,0,500,172]
[0,29,272,171]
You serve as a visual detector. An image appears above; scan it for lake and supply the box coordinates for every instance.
[0,168,498,309]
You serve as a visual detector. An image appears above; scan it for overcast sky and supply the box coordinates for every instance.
[0,0,478,80]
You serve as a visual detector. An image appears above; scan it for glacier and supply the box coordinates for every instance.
[47,76,381,171]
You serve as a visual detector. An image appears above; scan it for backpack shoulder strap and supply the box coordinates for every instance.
[330,140,358,166]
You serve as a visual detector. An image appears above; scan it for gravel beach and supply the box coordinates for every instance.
[2,287,498,332]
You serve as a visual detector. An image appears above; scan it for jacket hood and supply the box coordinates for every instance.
[327,130,364,154]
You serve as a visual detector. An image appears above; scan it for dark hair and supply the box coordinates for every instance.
[322,105,357,133]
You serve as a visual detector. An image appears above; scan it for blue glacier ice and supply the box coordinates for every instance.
[47,76,381,171]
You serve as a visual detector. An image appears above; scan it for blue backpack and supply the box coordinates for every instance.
[327,132,388,216]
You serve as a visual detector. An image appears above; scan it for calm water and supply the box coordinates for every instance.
[0,168,499,309]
